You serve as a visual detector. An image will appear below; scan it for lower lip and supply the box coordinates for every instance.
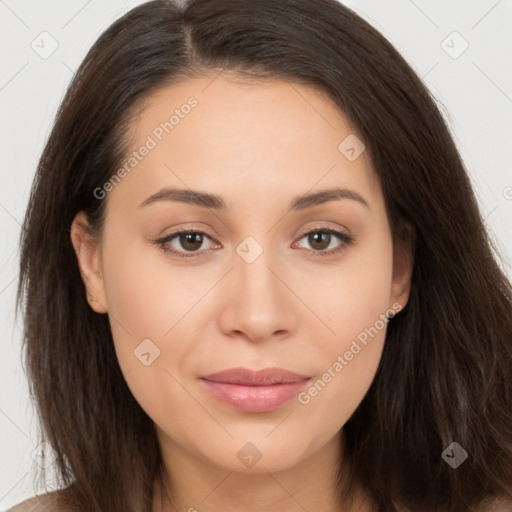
[199,378,311,412]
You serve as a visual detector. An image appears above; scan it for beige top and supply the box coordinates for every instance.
[6,490,512,512]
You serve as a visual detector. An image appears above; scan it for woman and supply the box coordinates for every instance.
[11,0,512,510]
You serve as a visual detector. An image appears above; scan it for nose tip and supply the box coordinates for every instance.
[218,250,297,343]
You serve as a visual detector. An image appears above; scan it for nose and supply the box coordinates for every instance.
[217,243,298,344]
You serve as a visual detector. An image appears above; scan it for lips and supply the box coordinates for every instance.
[201,367,311,385]
[199,367,312,412]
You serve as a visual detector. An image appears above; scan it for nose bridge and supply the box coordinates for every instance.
[220,231,295,340]
[234,232,281,302]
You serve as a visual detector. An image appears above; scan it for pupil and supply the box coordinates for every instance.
[182,233,202,250]
[310,232,329,250]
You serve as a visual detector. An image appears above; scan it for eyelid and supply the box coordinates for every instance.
[153,224,355,259]
[154,228,218,259]
[294,222,350,240]
[292,225,354,257]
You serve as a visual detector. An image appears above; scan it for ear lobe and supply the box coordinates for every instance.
[390,222,415,311]
[70,211,108,314]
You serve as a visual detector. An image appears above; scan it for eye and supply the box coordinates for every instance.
[293,227,354,257]
[153,226,355,260]
[154,229,218,259]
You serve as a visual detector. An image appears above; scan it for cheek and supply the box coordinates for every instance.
[101,223,209,342]
[297,230,393,421]
[99,227,222,420]
[99,227,183,372]
[314,227,394,349]
[100,236,202,430]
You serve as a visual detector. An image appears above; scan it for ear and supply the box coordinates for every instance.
[390,222,415,311]
[70,211,108,314]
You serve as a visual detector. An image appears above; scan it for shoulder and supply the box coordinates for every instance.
[390,496,512,512]
[473,496,512,512]
[6,490,75,512]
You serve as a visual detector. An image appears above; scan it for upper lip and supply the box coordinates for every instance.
[200,367,311,386]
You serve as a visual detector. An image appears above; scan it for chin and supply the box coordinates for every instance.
[201,435,315,474]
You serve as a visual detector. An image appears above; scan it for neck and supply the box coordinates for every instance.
[151,429,375,512]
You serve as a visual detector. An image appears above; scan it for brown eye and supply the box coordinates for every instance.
[294,228,354,257]
[154,227,354,260]
[307,231,332,251]
[155,230,216,259]
[177,232,206,252]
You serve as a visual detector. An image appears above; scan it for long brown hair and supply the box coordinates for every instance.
[17,0,512,510]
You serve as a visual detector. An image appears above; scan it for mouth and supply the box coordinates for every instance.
[199,367,312,412]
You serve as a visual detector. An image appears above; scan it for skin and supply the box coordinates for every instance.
[70,73,414,512]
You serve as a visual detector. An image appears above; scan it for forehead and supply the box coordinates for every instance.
[109,74,381,213]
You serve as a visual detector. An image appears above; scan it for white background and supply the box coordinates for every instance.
[1,0,511,509]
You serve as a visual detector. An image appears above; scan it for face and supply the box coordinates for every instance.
[71,74,412,475]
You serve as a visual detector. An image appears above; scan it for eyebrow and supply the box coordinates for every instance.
[138,187,370,211]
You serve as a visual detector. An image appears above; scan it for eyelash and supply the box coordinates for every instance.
[153,227,355,260]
